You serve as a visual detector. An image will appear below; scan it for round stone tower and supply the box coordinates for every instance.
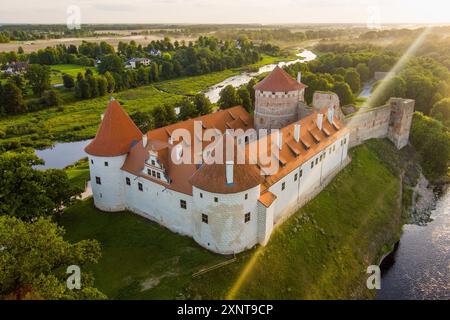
[254,66,306,131]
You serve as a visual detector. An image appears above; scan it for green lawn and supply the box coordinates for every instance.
[61,198,227,299]
[65,158,90,190]
[50,64,97,85]
[60,142,402,299]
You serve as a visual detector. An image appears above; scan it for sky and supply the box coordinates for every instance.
[1,0,450,25]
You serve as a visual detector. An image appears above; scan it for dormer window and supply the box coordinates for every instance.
[151,160,156,166]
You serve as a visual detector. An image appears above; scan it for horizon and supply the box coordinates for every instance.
[1,0,450,25]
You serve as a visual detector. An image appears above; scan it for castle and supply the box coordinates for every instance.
[85,66,414,255]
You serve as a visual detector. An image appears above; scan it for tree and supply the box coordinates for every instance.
[75,76,90,100]
[0,152,81,220]
[344,68,361,94]
[41,90,61,107]
[405,75,434,114]
[237,86,252,112]
[152,104,177,128]
[410,113,450,180]
[130,111,154,132]
[218,85,241,109]
[62,74,75,89]
[356,63,370,83]
[0,216,106,300]
[177,97,198,121]
[0,82,25,114]
[25,64,51,96]
[370,76,406,107]
[104,71,115,93]
[431,98,450,128]
[98,54,123,74]
[193,94,212,116]
[149,62,159,82]
[332,82,354,106]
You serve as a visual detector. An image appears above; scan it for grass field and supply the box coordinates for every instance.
[65,158,90,190]
[50,64,97,85]
[60,142,402,299]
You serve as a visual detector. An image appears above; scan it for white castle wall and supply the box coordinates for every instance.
[191,185,260,254]
[123,173,193,237]
[89,154,127,212]
[268,133,350,225]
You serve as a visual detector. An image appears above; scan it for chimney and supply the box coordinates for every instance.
[327,107,335,124]
[276,131,283,150]
[142,134,148,148]
[101,113,104,121]
[226,161,234,185]
[317,114,323,131]
[294,124,301,142]
[168,136,173,145]
[297,71,302,83]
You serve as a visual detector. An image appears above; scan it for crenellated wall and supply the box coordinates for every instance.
[254,89,303,131]
[344,98,415,150]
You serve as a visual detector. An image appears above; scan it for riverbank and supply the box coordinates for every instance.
[61,142,403,299]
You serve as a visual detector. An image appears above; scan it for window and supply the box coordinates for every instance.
[180,200,187,209]
[126,177,131,186]
[245,193,248,200]
[200,193,203,198]
[311,161,314,169]
[214,197,218,203]
[91,159,94,164]
[333,145,336,152]
[147,169,151,175]
[151,160,156,166]
[294,173,298,182]
[104,161,109,167]
[95,176,101,185]
[157,172,161,179]
[282,182,286,191]
[315,158,318,165]
[202,214,208,224]
[245,212,251,223]
[299,169,303,178]
[323,152,326,159]
[320,154,323,161]
[245,136,249,144]
[152,171,156,177]
[138,183,143,191]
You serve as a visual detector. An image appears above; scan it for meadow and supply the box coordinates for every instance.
[50,64,97,85]
[61,141,402,299]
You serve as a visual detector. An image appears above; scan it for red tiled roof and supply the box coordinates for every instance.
[254,66,306,92]
[259,191,277,208]
[121,106,253,195]
[85,99,142,157]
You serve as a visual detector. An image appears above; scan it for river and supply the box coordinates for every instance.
[377,187,450,300]
[203,50,317,103]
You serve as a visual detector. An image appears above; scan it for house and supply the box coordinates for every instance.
[125,58,151,69]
